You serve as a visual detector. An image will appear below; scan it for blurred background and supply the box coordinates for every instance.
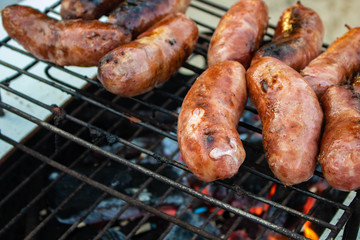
[267,0,360,44]
[1,0,360,44]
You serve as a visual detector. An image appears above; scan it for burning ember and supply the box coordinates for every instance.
[299,179,330,240]
[303,221,319,240]
[301,196,319,240]
[249,183,277,216]
[0,111,354,240]
[1,98,351,240]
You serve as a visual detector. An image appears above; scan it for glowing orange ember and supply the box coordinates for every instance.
[268,184,277,199]
[303,197,316,215]
[209,207,225,215]
[250,184,277,216]
[301,185,320,240]
[267,233,289,240]
[249,205,265,215]
[159,205,178,216]
[304,221,319,240]
[201,186,211,195]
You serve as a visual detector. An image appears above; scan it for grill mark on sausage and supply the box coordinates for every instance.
[168,39,176,46]
[61,0,123,20]
[108,0,190,37]
[251,2,323,71]
[261,79,268,92]
[260,38,299,59]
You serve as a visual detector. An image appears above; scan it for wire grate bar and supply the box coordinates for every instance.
[239,163,349,210]
[193,0,229,12]
[158,183,210,240]
[189,2,224,18]
[0,133,220,240]
[121,170,188,240]
[0,85,132,237]
[0,59,178,141]
[1,85,346,225]
[0,81,187,171]
[0,101,322,240]
[24,159,111,240]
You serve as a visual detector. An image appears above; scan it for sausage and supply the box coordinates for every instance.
[108,0,191,37]
[251,2,324,71]
[98,12,198,97]
[1,5,131,67]
[301,27,360,98]
[177,61,247,182]
[60,0,124,20]
[352,76,360,93]
[318,85,360,191]
[246,57,323,186]
[207,0,268,69]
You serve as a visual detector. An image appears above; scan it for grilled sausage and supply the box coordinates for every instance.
[1,5,131,67]
[108,0,191,37]
[207,0,268,69]
[318,85,360,191]
[177,61,247,182]
[352,76,360,93]
[301,27,360,98]
[246,57,323,186]
[251,2,324,71]
[60,0,124,20]
[98,12,198,97]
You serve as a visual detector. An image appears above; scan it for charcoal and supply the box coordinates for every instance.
[47,162,187,224]
[163,210,220,240]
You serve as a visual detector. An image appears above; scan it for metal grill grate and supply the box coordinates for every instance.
[0,1,359,239]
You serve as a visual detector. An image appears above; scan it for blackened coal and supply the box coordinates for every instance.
[100,228,126,240]
[228,230,252,240]
[59,225,126,240]
[48,162,187,224]
[163,210,220,240]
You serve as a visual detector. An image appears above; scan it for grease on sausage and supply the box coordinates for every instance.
[177,61,247,182]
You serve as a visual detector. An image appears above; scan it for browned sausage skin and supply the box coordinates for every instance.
[352,76,360,93]
[61,0,124,20]
[301,27,360,98]
[207,0,268,69]
[246,57,323,186]
[318,85,360,191]
[177,61,247,182]
[251,2,324,71]
[108,0,191,37]
[1,5,131,67]
[98,12,198,97]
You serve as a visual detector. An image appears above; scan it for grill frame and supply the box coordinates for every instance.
[0,0,359,239]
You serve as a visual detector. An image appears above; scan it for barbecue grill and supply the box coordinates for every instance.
[0,0,359,239]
